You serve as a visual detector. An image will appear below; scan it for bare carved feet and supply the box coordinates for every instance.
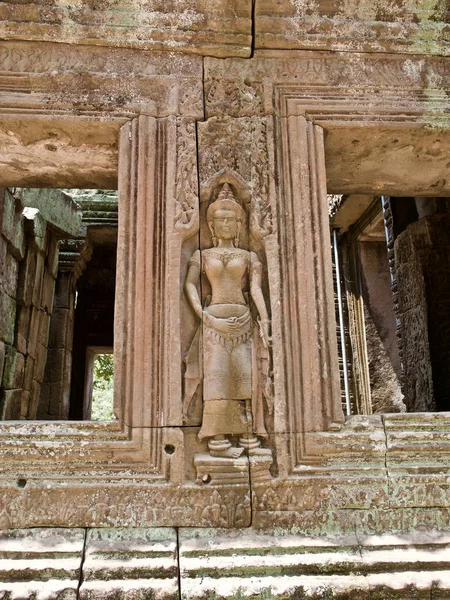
[208,436,245,459]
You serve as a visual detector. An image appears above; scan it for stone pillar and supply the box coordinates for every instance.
[37,237,91,420]
[281,116,344,436]
[115,115,194,430]
[38,272,74,419]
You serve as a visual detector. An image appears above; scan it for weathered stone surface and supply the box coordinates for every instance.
[0,16,450,596]
[395,214,450,412]
[0,389,22,420]
[0,292,16,346]
[79,528,178,600]
[0,481,251,529]
[0,41,204,188]
[2,346,25,390]
[0,527,84,599]
[19,188,82,237]
[204,54,450,196]
[0,188,25,257]
[0,341,5,382]
[0,2,252,58]
[2,251,19,299]
[255,0,449,55]
[179,529,450,599]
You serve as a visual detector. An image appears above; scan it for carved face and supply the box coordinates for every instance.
[211,209,239,240]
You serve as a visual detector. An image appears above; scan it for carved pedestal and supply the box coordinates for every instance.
[249,455,273,483]
[194,454,249,486]
[194,452,273,486]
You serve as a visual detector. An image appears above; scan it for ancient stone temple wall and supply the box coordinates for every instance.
[0,189,81,419]
[0,1,450,597]
[395,212,450,412]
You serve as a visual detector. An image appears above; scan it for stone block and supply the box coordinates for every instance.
[0,527,84,599]
[0,5,251,60]
[0,236,6,273]
[49,380,70,419]
[1,189,25,258]
[53,273,74,310]
[20,390,31,419]
[48,235,61,279]
[41,268,56,314]
[3,251,19,298]
[23,356,35,391]
[1,389,22,420]
[194,453,250,486]
[32,252,46,308]
[17,246,38,307]
[43,348,66,384]
[254,0,449,55]
[26,308,42,359]
[0,292,17,346]
[0,340,5,381]
[79,528,178,600]
[179,529,450,599]
[37,381,50,417]
[21,189,83,238]
[179,529,367,599]
[23,207,48,252]
[16,304,31,354]
[41,310,51,342]
[48,308,70,349]
[29,379,42,417]
[34,342,48,384]
[2,346,25,389]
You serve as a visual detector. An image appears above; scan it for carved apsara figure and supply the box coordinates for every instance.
[184,183,273,458]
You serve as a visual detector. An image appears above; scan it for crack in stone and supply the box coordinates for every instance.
[76,528,88,600]
[250,0,256,59]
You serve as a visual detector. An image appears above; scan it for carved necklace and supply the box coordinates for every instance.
[204,248,246,266]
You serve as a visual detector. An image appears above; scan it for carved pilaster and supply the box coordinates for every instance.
[279,116,344,466]
[116,115,199,428]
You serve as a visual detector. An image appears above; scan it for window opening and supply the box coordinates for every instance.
[331,194,450,414]
[0,187,118,421]
[86,351,114,421]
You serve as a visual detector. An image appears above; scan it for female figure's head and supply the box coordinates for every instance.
[207,183,244,247]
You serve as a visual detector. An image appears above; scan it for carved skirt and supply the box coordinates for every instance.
[199,304,253,440]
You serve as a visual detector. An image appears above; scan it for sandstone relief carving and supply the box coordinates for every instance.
[174,119,199,240]
[183,182,274,483]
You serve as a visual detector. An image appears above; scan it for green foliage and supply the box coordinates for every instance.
[95,353,114,381]
[91,354,115,421]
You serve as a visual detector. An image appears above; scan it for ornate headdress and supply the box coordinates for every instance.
[206,183,244,224]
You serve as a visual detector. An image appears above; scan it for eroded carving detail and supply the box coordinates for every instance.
[205,76,263,118]
[174,119,199,240]
[199,118,274,244]
[0,486,251,528]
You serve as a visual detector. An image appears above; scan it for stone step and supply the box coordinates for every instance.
[0,528,85,598]
[179,530,450,599]
[78,527,178,600]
